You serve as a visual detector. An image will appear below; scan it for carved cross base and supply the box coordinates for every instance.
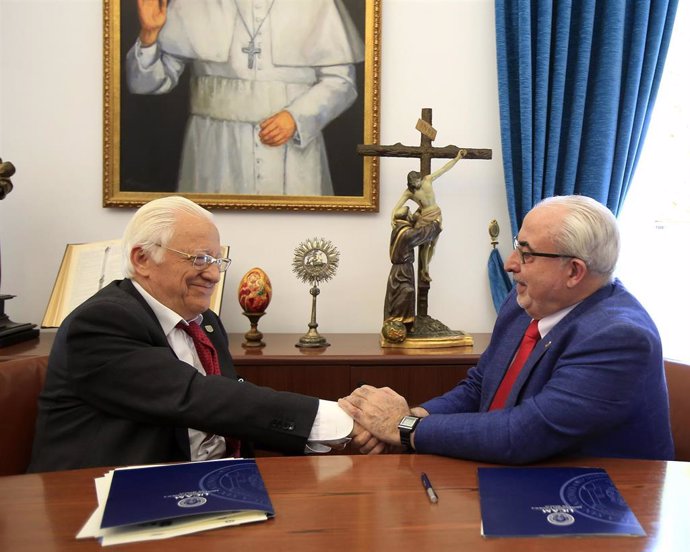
[380,315,473,349]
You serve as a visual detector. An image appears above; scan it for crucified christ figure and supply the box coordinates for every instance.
[390,148,466,282]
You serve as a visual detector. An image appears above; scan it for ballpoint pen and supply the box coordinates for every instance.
[421,472,439,504]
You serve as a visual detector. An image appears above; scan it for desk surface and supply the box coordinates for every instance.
[1,454,688,551]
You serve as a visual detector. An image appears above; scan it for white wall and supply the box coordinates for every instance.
[0,0,510,338]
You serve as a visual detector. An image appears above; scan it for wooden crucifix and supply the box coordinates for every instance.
[357,108,492,322]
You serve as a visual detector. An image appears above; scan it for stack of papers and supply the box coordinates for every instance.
[478,466,645,538]
[78,458,274,546]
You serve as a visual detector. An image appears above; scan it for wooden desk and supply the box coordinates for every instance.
[1,454,688,551]
[0,332,490,405]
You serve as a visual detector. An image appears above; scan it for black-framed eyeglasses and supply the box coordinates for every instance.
[157,244,232,272]
[513,236,575,265]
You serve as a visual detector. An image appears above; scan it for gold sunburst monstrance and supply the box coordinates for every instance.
[292,237,339,285]
[292,238,340,348]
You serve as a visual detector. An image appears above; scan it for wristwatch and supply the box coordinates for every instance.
[398,415,421,452]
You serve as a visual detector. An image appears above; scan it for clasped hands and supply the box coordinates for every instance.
[339,385,427,454]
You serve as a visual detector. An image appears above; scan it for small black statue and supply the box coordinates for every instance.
[0,157,40,346]
[0,158,15,200]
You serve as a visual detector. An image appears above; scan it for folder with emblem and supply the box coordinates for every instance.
[478,467,645,538]
[100,458,274,533]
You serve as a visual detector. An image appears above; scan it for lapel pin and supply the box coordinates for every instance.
[204,325,214,333]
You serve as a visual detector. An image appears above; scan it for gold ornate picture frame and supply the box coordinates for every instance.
[103,0,380,212]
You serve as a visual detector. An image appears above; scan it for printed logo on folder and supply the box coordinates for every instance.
[478,467,645,538]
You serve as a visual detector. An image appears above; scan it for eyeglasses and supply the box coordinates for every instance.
[156,244,232,272]
[513,236,575,265]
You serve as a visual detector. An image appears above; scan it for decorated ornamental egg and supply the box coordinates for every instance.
[238,267,272,313]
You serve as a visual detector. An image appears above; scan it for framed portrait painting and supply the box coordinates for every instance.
[103,0,381,211]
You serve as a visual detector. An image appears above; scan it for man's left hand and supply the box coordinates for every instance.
[339,385,411,446]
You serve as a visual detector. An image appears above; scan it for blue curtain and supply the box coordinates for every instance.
[488,247,512,312]
[495,0,678,238]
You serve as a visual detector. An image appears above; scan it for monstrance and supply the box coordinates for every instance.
[292,237,340,348]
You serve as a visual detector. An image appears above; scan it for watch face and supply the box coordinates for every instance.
[399,416,419,430]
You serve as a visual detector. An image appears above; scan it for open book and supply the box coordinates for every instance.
[42,239,228,327]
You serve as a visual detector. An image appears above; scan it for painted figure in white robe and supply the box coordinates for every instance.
[126,0,364,195]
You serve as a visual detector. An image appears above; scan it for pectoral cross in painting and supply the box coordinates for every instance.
[242,40,261,69]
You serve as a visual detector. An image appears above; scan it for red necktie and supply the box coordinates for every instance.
[177,321,241,457]
[489,320,541,411]
[177,322,221,376]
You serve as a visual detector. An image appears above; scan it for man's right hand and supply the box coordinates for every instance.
[350,424,390,455]
[137,0,168,47]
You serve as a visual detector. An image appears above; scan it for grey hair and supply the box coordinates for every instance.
[121,196,214,278]
[536,195,619,279]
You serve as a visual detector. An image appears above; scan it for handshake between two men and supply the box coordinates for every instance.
[29,195,675,472]
[340,385,427,455]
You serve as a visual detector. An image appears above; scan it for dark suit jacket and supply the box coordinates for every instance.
[28,279,319,472]
[415,279,674,463]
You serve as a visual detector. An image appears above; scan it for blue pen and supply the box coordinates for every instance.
[421,472,439,504]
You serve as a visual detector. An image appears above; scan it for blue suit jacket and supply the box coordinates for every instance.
[416,279,674,463]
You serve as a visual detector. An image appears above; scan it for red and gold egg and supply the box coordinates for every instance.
[238,267,272,313]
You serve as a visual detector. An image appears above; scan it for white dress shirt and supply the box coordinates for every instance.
[535,303,580,338]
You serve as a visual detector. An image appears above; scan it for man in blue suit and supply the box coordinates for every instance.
[341,195,674,463]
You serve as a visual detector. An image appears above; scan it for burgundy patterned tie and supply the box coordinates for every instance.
[177,322,221,376]
[177,321,241,457]
[489,320,541,411]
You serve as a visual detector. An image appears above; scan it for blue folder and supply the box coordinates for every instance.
[478,466,645,537]
[101,458,274,529]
